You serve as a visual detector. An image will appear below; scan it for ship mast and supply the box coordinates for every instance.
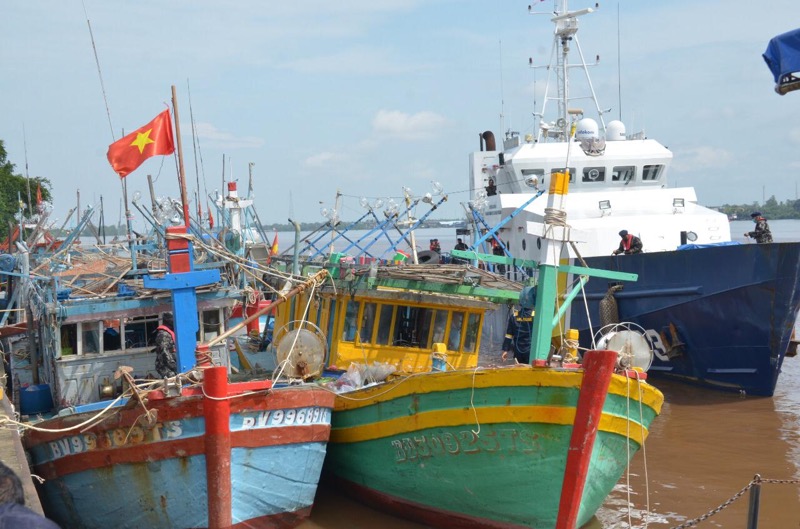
[534,2,605,142]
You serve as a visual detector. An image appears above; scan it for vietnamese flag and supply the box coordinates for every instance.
[271,230,279,255]
[106,110,175,178]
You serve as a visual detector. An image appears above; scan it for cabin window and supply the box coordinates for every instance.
[395,306,418,346]
[358,302,377,344]
[81,321,101,354]
[61,324,77,356]
[582,167,605,182]
[463,313,481,353]
[103,320,122,351]
[325,299,336,345]
[124,315,160,350]
[342,300,359,342]
[429,310,447,348]
[376,305,395,345]
[642,164,664,181]
[551,167,576,183]
[612,166,635,182]
[448,312,465,350]
[419,308,437,347]
[199,309,221,341]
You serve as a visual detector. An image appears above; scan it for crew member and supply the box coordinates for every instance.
[613,230,643,255]
[501,306,534,364]
[154,313,177,378]
[745,212,773,243]
[452,238,469,264]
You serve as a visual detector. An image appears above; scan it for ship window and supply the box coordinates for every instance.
[582,167,605,182]
[326,299,336,345]
[448,312,465,350]
[463,313,481,353]
[551,167,576,183]
[394,306,430,347]
[103,320,121,351]
[612,166,635,182]
[431,310,448,347]
[358,302,377,344]
[199,309,221,341]
[521,169,544,188]
[342,300,359,342]
[81,322,101,354]
[124,315,159,349]
[61,324,77,356]
[376,305,395,345]
[418,308,435,347]
[642,164,664,181]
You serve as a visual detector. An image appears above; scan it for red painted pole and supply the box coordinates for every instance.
[204,366,232,528]
[555,349,618,529]
[244,297,261,335]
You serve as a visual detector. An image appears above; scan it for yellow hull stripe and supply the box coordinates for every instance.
[333,366,664,413]
[330,404,652,446]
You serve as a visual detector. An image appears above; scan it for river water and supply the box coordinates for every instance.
[296,220,800,528]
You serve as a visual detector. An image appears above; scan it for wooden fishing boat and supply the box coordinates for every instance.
[266,255,663,528]
[13,89,336,529]
[17,223,335,529]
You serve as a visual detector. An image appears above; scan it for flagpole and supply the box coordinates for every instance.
[171,85,191,226]
[121,177,138,270]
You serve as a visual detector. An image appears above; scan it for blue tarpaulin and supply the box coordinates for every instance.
[763,28,800,95]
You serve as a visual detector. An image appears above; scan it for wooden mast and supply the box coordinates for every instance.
[170,85,191,226]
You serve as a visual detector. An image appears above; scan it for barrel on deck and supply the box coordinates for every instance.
[20,384,53,415]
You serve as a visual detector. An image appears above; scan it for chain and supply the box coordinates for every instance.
[667,475,800,529]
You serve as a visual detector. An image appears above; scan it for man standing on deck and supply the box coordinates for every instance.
[613,230,643,255]
[745,212,773,243]
[501,306,534,364]
[154,313,177,378]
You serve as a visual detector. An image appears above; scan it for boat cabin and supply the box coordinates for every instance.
[274,285,494,373]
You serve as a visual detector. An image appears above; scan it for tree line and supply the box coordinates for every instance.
[717,195,800,220]
[0,139,52,241]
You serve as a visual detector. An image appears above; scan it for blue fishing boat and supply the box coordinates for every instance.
[12,89,336,528]
[464,2,800,396]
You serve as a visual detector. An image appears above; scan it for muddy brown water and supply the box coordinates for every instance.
[301,357,800,528]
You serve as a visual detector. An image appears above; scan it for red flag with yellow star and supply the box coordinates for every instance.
[106,109,175,178]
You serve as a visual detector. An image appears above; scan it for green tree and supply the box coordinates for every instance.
[0,139,52,240]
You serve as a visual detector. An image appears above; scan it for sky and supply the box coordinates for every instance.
[1,0,799,231]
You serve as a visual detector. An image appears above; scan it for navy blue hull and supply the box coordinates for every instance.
[569,242,800,396]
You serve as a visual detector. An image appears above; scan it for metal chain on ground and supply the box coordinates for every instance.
[667,475,800,529]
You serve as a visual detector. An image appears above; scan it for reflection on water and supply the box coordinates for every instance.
[302,358,800,528]
[596,355,800,528]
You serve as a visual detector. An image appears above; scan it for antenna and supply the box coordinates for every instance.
[81,0,114,141]
[23,123,32,216]
[499,39,505,137]
[617,3,623,122]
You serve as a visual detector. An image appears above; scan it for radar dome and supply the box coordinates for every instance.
[575,118,599,140]
[606,120,627,141]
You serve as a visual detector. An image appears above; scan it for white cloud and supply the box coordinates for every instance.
[372,110,449,140]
